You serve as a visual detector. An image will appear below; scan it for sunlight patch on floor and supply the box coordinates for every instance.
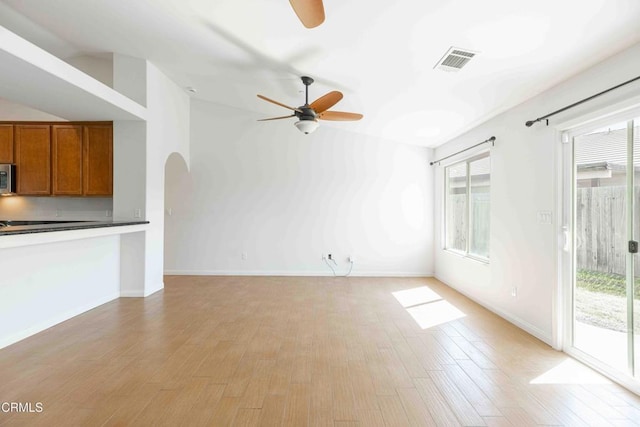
[529,358,612,385]
[392,286,443,308]
[393,286,466,329]
[406,300,466,329]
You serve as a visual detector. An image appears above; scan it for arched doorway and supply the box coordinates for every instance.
[164,152,191,272]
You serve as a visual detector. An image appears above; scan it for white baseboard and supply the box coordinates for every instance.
[120,281,164,298]
[348,271,434,277]
[164,269,433,278]
[484,302,552,346]
[435,275,553,346]
[120,290,146,297]
[0,292,120,350]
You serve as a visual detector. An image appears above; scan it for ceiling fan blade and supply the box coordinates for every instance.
[289,0,325,29]
[310,91,343,114]
[257,94,303,113]
[257,115,296,121]
[318,111,364,121]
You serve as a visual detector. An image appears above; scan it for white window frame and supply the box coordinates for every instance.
[443,151,490,263]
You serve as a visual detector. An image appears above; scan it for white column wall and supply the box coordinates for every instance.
[112,55,190,296]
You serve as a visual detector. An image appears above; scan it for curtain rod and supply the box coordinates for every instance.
[429,136,495,166]
[525,75,640,127]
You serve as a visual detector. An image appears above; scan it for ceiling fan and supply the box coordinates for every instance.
[289,0,325,28]
[257,76,363,134]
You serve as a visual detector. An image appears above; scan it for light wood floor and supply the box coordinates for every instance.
[1,276,640,426]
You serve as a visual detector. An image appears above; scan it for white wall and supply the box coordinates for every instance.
[0,235,120,349]
[0,97,64,121]
[433,42,640,345]
[164,100,433,276]
[66,54,113,87]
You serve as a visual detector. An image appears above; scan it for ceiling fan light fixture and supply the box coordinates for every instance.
[257,76,361,133]
[294,119,319,134]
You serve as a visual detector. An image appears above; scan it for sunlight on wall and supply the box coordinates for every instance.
[529,358,611,385]
[392,286,466,329]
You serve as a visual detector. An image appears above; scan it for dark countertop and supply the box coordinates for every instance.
[0,220,149,236]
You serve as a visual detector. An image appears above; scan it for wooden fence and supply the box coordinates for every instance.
[446,193,489,257]
[447,186,639,274]
[575,186,640,275]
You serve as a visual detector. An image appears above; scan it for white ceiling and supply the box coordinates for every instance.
[1,0,639,147]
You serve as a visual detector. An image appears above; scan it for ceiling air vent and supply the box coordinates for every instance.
[434,47,478,72]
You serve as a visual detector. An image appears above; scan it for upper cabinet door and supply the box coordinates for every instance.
[15,125,51,195]
[0,125,13,163]
[83,125,113,196]
[52,125,83,196]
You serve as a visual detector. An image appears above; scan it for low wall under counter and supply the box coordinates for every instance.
[0,221,149,349]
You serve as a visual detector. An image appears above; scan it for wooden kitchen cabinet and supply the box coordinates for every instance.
[6,122,112,197]
[83,125,112,196]
[15,125,51,195]
[0,125,13,163]
[52,125,83,195]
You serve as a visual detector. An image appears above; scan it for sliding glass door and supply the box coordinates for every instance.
[634,119,640,379]
[571,117,639,378]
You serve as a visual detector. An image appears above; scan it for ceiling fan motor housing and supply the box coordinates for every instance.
[296,106,317,120]
[295,103,319,134]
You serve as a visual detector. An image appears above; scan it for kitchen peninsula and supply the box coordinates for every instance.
[0,24,191,351]
[0,218,149,348]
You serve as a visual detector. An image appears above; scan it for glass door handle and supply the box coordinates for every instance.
[562,227,570,252]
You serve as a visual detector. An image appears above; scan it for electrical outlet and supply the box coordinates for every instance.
[348,255,355,263]
[106,210,112,217]
[134,209,142,218]
[511,287,517,297]
[241,252,247,260]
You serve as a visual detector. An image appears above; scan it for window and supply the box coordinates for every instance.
[445,153,490,260]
